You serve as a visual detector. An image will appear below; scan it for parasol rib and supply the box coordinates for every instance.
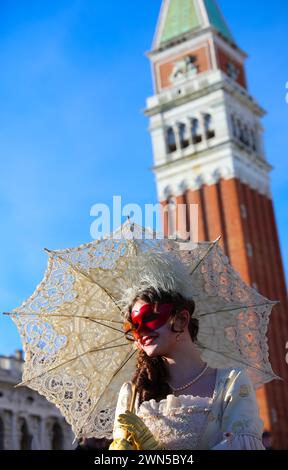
[16,336,131,388]
[189,236,221,276]
[44,248,125,317]
[198,301,279,317]
[4,312,125,334]
[3,311,123,324]
[78,348,138,437]
[195,340,282,381]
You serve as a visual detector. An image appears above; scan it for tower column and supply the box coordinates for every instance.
[202,180,225,247]
[218,178,250,282]
[186,186,209,242]
[173,123,182,153]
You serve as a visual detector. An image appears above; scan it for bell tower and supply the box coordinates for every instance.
[145,0,288,449]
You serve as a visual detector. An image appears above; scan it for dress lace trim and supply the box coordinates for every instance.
[139,395,213,415]
[137,368,219,415]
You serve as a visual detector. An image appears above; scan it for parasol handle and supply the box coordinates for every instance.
[124,382,137,441]
[129,382,137,413]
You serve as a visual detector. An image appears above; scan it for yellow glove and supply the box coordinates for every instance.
[109,438,136,450]
[117,410,160,450]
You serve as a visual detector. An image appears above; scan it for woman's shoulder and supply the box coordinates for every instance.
[216,367,252,391]
[215,367,258,402]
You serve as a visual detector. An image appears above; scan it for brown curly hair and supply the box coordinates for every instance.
[126,288,198,406]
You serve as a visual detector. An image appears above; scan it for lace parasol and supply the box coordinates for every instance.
[5,220,280,440]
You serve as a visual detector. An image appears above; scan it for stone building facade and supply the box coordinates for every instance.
[0,350,74,450]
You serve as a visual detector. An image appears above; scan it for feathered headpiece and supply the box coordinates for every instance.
[117,250,194,318]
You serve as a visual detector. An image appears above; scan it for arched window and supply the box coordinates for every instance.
[250,129,257,152]
[166,127,177,153]
[191,118,202,144]
[0,417,4,450]
[178,123,189,148]
[51,422,64,450]
[204,114,215,139]
[243,124,250,146]
[238,120,245,143]
[231,115,237,138]
[227,62,239,81]
[19,419,32,450]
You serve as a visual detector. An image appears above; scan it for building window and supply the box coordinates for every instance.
[231,115,258,154]
[178,123,189,148]
[250,129,257,152]
[191,118,202,144]
[233,118,240,140]
[166,127,177,153]
[242,125,249,146]
[227,62,239,81]
[19,419,32,450]
[271,408,278,424]
[238,120,245,144]
[231,115,237,138]
[204,114,215,139]
[246,242,253,258]
[240,204,247,219]
[51,422,64,450]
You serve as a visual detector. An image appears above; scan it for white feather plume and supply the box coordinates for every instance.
[117,250,193,317]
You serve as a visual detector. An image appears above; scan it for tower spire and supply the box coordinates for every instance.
[154,0,235,51]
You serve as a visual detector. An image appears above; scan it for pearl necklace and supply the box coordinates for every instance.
[168,363,209,393]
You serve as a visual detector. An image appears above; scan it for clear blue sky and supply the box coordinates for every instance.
[0,0,287,355]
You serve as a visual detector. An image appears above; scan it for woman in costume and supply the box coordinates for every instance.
[109,286,265,451]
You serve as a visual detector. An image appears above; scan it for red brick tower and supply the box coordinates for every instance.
[145,0,288,449]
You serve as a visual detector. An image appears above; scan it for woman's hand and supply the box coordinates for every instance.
[117,410,159,450]
[109,438,136,450]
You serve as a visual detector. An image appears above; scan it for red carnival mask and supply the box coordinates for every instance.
[129,303,174,339]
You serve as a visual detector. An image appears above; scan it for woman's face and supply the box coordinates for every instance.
[131,299,182,357]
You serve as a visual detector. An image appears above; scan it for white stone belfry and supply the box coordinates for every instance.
[145,0,272,203]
